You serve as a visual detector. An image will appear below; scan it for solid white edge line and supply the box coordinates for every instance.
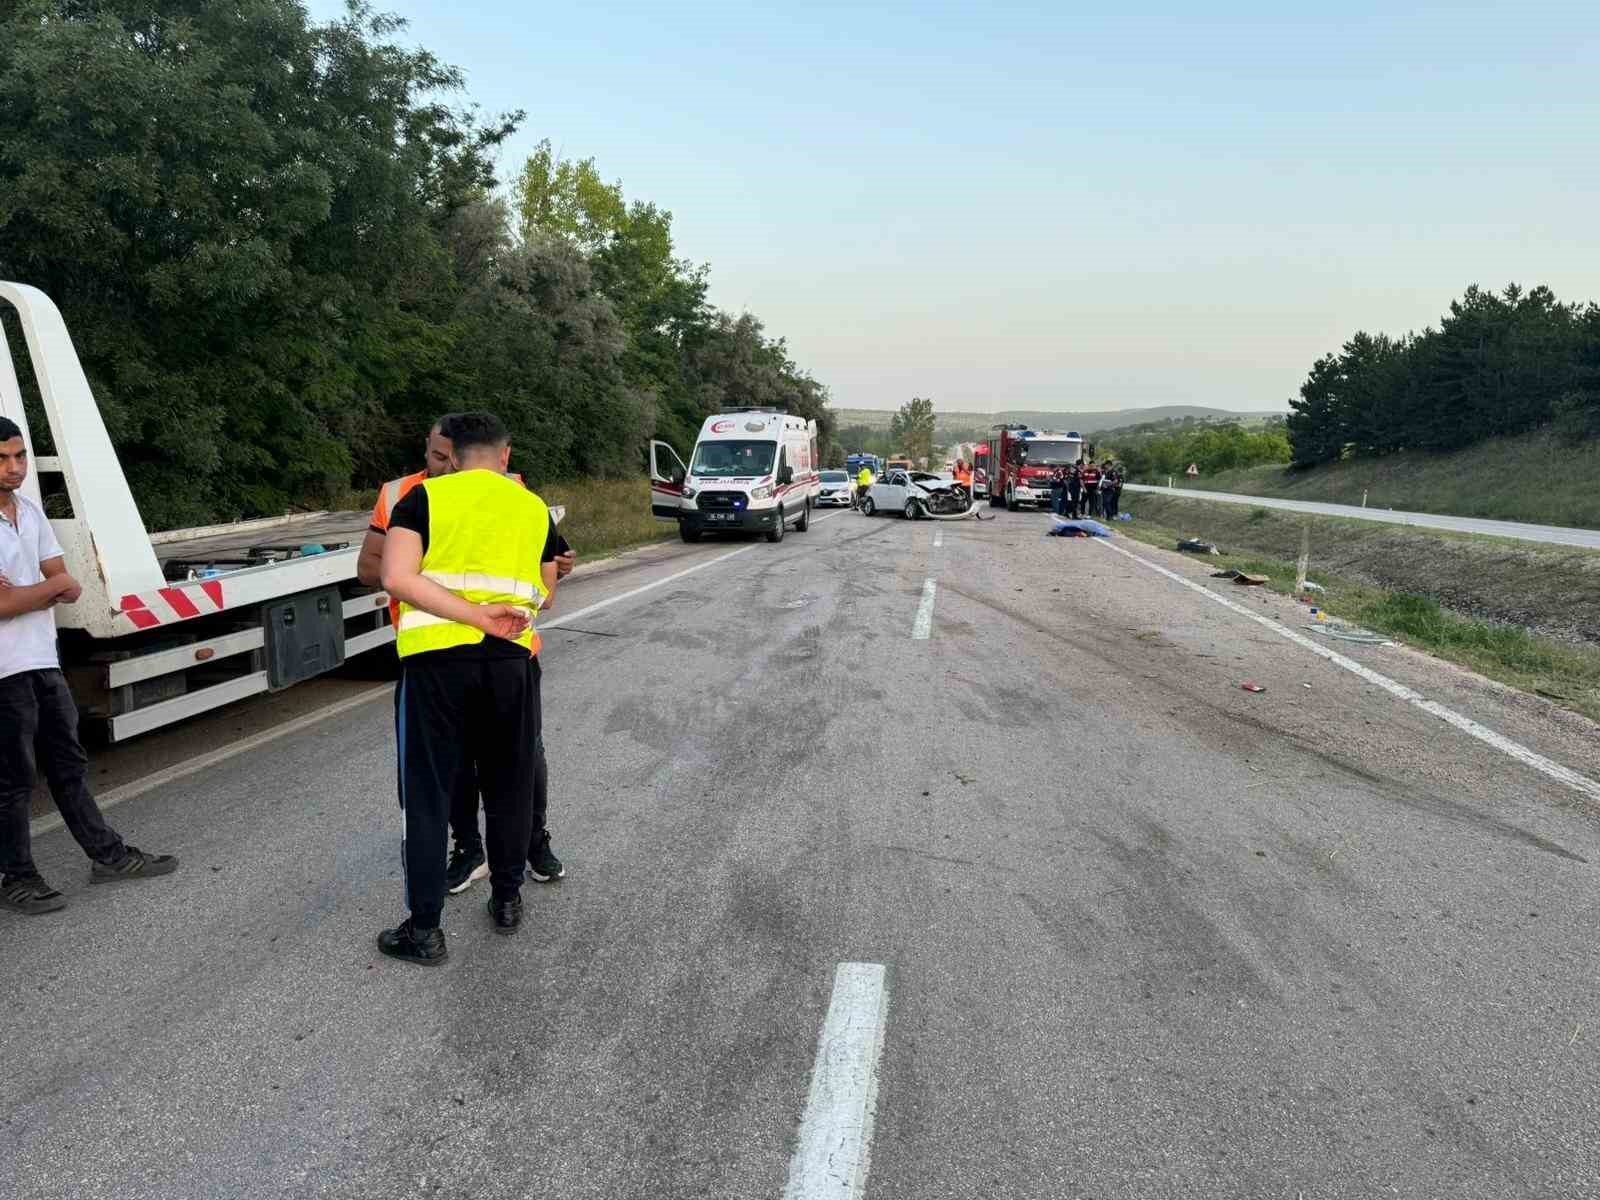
[28,683,395,838]
[911,579,937,640]
[1098,538,1600,805]
[31,511,847,839]
[541,511,840,633]
[783,962,890,1200]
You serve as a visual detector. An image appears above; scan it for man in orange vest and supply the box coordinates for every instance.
[357,417,575,895]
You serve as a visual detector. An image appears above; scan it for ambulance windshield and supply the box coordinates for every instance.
[691,440,777,477]
[1020,439,1080,466]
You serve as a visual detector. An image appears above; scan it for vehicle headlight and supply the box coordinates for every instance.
[681,486,697,499]
[750,484,773,500]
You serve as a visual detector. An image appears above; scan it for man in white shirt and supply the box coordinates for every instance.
[0,417,178,915]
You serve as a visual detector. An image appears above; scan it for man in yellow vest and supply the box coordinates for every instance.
[357,417,573,897]
[377,411,560,964]
[855,464,874,508]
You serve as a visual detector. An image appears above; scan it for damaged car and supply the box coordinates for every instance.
[860,469,977,519]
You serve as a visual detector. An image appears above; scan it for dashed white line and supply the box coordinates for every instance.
[782,962,890,1200]
[1098,538,1600,805]
[911,579,937,640]
[932,530,943,548]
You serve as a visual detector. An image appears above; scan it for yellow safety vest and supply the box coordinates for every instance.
[857,469,873,487]
[395,470,550,659]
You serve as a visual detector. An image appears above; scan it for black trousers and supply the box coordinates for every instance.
[449,735,549,857]
[0,669,124,881]
[1067,488,1081,518]
[397,654,540,927]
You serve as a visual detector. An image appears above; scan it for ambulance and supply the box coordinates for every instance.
[650,409,821,543]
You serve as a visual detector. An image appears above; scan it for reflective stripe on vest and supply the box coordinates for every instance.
[382,476,405,519]
[395,471,550,659]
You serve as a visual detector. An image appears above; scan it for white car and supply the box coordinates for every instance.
[861,470,971,519]
[815,469,853,506]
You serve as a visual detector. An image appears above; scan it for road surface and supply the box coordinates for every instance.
[1123,483,1600,549]
[6,508,1600,1199]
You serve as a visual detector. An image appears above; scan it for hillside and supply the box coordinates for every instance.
[1176,429,1600,530]
[833,405,1269,440]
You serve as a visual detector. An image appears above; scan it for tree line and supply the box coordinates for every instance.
[0,1,833,530]
[1104,419,1291,481]
[1287,284,1600,465]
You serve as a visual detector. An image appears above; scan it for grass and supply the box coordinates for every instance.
[1115,501,1600,725]
[1170,428,1600,530]
[539,477,676,560]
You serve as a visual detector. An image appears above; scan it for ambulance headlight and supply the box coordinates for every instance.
[750,484,773,500]
[681,486,697,500]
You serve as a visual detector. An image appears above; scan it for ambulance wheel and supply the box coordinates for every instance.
[796,499,810,532]
[861,497,876,517]
[680,524,701,543]
[766,504,786,542]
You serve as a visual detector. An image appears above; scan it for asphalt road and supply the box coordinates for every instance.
[5,507,1600,1199]
[1122,483,1600,548]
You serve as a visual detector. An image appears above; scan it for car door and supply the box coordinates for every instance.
[878,471,907,509]
[650,440,688,521]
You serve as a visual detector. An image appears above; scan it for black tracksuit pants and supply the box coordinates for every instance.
[0,669,125,882]
[449,736,548,857]
[397,652,540,927]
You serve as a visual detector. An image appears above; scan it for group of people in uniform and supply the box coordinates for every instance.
[1051,461,1123,520]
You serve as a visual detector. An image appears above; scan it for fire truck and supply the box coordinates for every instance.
[984,425,1086,510]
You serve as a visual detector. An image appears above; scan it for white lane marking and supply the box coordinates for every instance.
[911,579,937,640]
[783,962,890,1200]
[30,513,847,839]
[28,684,395,838]
[1098,539,1600,804]
[932,530,943,548]
[542,512,840,633]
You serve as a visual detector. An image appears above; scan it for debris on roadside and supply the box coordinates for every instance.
[1301,580,1326,592]
[1241,681,1266,693]
[1178,538,1219,554]
[1210,569,1269,585]
[1306,623,1392,646]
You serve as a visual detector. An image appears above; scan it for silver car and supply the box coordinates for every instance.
[815,469,853,507]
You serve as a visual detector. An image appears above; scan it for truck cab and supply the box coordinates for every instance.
[650,409,820,543]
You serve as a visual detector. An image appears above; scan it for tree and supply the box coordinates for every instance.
[890,397,936,467]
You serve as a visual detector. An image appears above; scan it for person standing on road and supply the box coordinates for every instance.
[1104,466,1122,519]
[1081,460,1101,518]
[377,412,561,965]
[357,418,573,897]
[1066,463,1082,519]
[1049,466,1066,516]
[0,418,177,915]
[855,464,874,509]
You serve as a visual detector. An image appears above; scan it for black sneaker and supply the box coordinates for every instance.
[445,845,488,895]
[528,831,564,882]
[377,919,448,966]
[91,846,178,883]
[488,893,523,936]
[0,875,68,915]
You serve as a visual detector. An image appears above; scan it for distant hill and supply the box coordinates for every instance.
[833,405,1269,441]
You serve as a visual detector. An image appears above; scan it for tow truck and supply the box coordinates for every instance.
[1,283,390,739]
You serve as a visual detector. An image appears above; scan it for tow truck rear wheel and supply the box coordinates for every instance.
[765,503,786,543]
[795,498,810,532]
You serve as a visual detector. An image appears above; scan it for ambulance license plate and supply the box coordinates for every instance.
[706,512,736,522]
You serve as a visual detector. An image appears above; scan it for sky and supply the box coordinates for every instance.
[307,1,1600,413]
